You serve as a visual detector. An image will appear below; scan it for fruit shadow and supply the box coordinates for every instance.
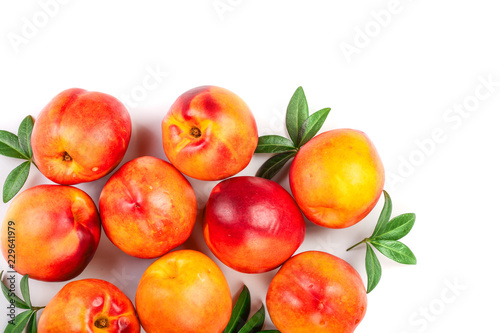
[125,113,166,161]
[83,229,155,300]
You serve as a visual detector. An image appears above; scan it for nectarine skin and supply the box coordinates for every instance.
[0,185,100,282]
[266,251,367,333]
[99,156,197,259]
[290,129,385,229]
[38,279,140,333]
[31,88,132,185]
[203,176,305,273]
[162,86,258,180]
[135,250,232,333]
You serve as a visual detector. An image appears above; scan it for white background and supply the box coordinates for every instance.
[1,0,499,332]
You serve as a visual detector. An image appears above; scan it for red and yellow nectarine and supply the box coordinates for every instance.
[135,250,232,333]
[203,176,305,273]
[38,279,140,333]
[162,86,258,181]
[31,88,132,185]
[99,156,197,259]
[1,185,100,282]
[266,251,367,333]
[290,129,385,229]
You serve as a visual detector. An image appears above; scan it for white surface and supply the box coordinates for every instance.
[1,0,499,332]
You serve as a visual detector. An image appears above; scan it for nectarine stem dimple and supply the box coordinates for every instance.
[63,152,72,162]
[94,318,109,329]
[190,127,202,138]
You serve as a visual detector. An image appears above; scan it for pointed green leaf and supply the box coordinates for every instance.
[374,213,416,241]
[371,191,392,238]
[0,130,28,159]
[286,87,309,146]
[4,310,34,333]
[255,135,297,154]
[365,244,382,293]
[1,271,30,310]
[19,275,31,309]
[224,285,251,333]
[297,108,331,147]
[371,239,417,265]
[238,304,265,333]
[3,161,31,203]
[255,151,296,180]
[18,116,34,159]
[27,311,38,333]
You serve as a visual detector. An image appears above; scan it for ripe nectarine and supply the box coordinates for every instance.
[1,185,100,282]
[31,88,132,185]
[203,176,305,273]
[162,86,258,180]
[266,251,367,333]
[290,129,385,228]
[99,156,197,259]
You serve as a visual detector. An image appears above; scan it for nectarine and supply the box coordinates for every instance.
[0,185,100,282]
[31,88,132,185]
[266,251,367,333]
[38,279,140,333]
[99,156,197,259]
[203,176,305,273]
[162,86,258,180]
[135,250,232,333]
[290,129,385,228]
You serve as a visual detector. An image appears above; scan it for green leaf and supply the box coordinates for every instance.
[238,304,265,333]
[0,130,28,159]
[370,239,417,265]
[17,116,34,159]
[27,311,38,333]
[19,275,31,309]
[255,151,296,180]
[373,213,416,241]
[0,271,30,310]
[371,191,392,238]
[3,161,30,203]
[255,136,297,154]
[297,108,331,147]
[365,244,382,293]
[224,285,251,333]
[4,310,34,333]
[286,87,309,146]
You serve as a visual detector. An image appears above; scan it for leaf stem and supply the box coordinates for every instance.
[346,238,370,251]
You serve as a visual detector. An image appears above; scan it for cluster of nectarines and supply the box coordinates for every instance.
[0,84,386,332]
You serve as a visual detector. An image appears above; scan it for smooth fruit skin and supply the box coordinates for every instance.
[135,250,232,333]
[162,86,258,181]
[99,156,197,259]
[290,129,385,229]
[203,176,305,273]
[38,279,140,333]
[266,251,367,333]
[31,88,132,185]
[0,185,100,282]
